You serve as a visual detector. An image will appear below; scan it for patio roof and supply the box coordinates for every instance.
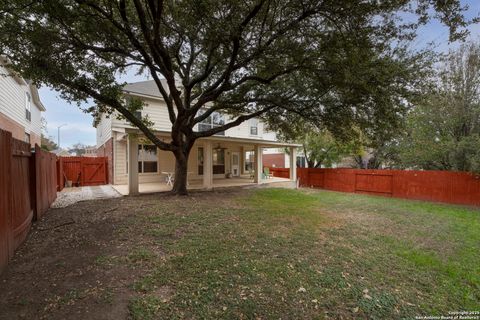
[124,133,298,195]
[122,128,301,148]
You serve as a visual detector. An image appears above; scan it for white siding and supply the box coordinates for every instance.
[29,99,42,137]
[112,137,255,185]
[96,112,112,148]
[111,96,172,132]
[223,117,272,140]
[110,93,279,142]
[114,137,127,184]
[0,66,42,136]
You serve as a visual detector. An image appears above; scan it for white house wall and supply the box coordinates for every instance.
[113,137,254,185]
[108,94,277,141]
[0,66,43,139]
[96,112,112,148]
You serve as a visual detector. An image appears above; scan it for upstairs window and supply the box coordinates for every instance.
[25,92,31,121]
[198,111,225,136]
[250,118,258,135]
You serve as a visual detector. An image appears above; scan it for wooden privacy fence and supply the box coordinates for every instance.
[267,167,290,179]
[58,156,108,189]
[0,129,58,273]
[295,168,480,207]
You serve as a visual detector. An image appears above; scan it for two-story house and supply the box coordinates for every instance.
[0,57,46,147]
[96,80,298,194]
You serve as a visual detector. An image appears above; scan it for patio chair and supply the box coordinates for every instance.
[263,167,273,179]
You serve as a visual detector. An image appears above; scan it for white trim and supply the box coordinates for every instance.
[122,128,301,147]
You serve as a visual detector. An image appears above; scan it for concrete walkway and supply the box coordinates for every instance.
[51,185,122,208]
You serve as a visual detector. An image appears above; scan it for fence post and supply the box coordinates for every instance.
[34,145,42,220]
[30,146,38,221]
[105,157,108,185]
[0,130,13,272]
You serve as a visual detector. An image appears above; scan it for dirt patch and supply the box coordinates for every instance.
[0,196,153,320]
[0,189,249,320]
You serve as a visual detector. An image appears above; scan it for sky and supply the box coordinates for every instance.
[39,0,480,149]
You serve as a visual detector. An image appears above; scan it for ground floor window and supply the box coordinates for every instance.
[24,132,30,144]
[213,149,225,174]
[245,151,254,173]
[198,147,204,175]
[138,144,158,173]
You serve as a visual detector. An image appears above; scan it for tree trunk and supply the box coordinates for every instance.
[171,150,190,195]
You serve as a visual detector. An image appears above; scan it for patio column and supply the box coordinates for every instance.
[254,144,263,184]
[289,146,297,182]
[240,146,245,175]
[128,133,139,195]
[203,140,213,189]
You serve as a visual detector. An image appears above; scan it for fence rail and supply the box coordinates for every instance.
[0,129,58,273]
[296,168,480,207]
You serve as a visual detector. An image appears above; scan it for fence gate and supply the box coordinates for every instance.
[59,157,108,187]
[82,158,107,185]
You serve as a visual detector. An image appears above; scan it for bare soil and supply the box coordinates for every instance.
[0,194,169,320]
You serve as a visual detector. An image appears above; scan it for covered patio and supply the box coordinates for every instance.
[118,131,299,195]
[112,176,294,195]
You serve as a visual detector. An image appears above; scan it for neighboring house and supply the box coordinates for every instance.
[52,149,73,157]
[0,57,46,147]
[96,80,298,192]
[83,146,97,157]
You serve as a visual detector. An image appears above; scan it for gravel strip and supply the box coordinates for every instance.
[51,185,122,208]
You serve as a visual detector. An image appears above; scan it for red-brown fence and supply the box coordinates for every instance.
[0,129,58,273]
[35,146,58,219]
[296,168,480,207]
[267,167,290,179]
[58,156,108,188]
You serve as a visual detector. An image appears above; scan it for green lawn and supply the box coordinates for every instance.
[123,188,480,319]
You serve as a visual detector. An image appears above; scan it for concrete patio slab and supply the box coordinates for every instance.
[112,177,295,196]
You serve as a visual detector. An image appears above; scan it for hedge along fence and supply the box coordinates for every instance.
[0,129,58,273]
[296,168,480,207]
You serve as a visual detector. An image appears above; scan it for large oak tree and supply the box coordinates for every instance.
[0,0,472,194]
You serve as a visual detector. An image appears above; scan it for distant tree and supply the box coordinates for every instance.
[396,43,480,172]
[351,134,402,169]
[41,135,58,151]
[69,143,87,156]
[0,0,472,194]
[39,116,58,151]
[271,116,358,168]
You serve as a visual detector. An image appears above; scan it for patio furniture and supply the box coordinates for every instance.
[263,167,273,179]
[162,172,174,186]
[162,171,193,186]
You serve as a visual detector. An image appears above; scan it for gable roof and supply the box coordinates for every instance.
[123,79,169,99]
